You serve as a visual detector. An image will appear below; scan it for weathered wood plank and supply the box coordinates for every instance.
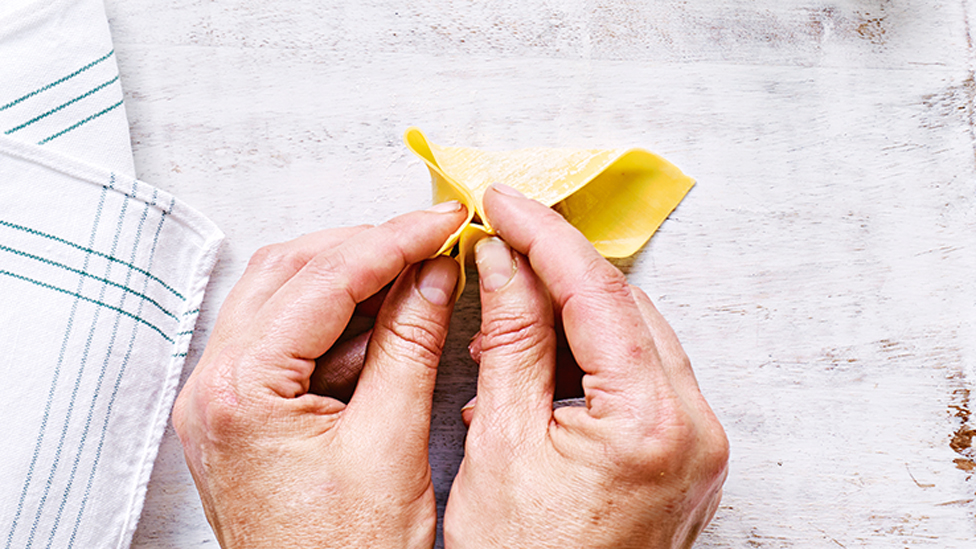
[101,1,976,546]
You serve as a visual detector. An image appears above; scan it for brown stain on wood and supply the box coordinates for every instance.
[953,458,975,471]
[947,375,976,477]
[855,15,887,45]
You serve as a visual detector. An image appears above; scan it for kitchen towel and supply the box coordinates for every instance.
[0,1,223,549]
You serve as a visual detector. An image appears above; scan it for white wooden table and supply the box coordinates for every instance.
[103,1,976,546]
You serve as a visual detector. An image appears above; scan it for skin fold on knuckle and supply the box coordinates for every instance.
[376,314,446,371]
[305,247,355,289]
[580,254,631,299]
[314,242,408,307]
[479,272,553,354]
[558,258,633,326]
[479,310,553,364]
[234,324,316,391]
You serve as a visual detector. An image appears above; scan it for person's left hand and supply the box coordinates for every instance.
[172,203,466,549]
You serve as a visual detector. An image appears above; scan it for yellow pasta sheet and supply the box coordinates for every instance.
[404,127,695,292]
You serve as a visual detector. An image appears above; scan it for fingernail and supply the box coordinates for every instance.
[467,331,482,362]
[490,182,525,198]
[460,396,477,413]
[427,200,463,213]
[416,256,460,306]
[475,236,516,292]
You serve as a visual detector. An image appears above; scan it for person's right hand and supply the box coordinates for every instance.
[444,184,729,548]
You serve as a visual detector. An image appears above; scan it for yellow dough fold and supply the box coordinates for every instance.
[404,127,695,295]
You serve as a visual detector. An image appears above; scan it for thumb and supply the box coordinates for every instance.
[345,257,459,440]
[470,236,556,438]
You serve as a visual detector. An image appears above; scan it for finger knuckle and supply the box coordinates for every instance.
[191,363,249,439]
[202,390,245,437]
[247,243,306,275]
[609,402,701,474]
[561,257,633,317]
[306,246,347,278]
[379,315,445,369]
[307,248,389,304]
[580,255,631,297]
[479,310,552,358]
[658,419,701,465]
[305,250,360,297]
[701,418,731,477]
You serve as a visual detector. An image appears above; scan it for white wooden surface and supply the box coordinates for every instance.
[100,1,976,547]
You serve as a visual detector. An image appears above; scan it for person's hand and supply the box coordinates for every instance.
[444,184,729,548]
[172,204,467,549]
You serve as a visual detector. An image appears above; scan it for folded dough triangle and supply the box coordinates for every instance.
[404,127,694,294]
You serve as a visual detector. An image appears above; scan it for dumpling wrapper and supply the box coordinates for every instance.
[404,127,695,296]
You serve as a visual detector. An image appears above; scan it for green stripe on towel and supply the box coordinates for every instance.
[5,76,120,136]
[37,99,124,145]
[0,270,173,343]
[0,51,115,112]
[0,219,185,300]
[0,244,177,319]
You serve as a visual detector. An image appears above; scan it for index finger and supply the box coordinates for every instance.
[205,226,372,352]
[244,203,467,396]
[482,185,671,415]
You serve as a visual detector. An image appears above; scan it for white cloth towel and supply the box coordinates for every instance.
[0,1,223,548]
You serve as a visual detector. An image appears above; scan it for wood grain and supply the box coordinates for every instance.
[101,0,976,546]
